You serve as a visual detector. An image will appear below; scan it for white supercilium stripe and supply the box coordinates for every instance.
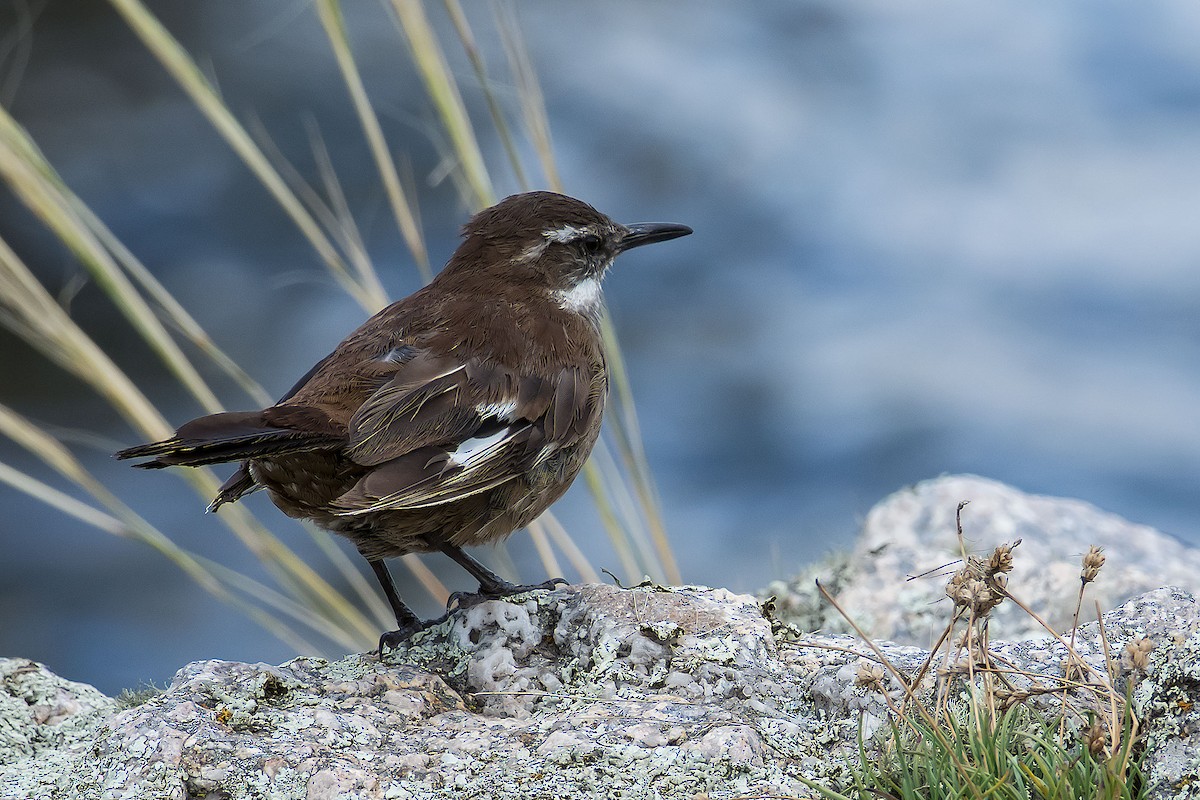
[544,224,585,243]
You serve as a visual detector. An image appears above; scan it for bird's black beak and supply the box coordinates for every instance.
[617,222,693,252]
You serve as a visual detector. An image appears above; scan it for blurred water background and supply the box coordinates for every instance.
[2,0,1199,695]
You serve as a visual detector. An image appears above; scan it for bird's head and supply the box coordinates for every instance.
[442,191,692,319]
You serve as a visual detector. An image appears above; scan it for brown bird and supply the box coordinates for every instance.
[117,191,691,647]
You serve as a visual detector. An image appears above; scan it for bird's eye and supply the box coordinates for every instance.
[580,234,603,255]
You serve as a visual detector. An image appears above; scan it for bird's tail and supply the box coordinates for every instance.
[115,410,342,469]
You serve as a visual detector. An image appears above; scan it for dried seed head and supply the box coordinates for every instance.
[974,578,1004,615]
[1061,658,1088,683]
[946,569,1006,615]
[966,578,989,601]
[1120,637,1155,674]
[1085,720,1107,757]
[938,662,969,679]
[855,661,886,689]
[988,543,1016,574]
[1081,545,1106,584]
[956,628,988,653]
[946,546,1012,617]
[946,570,972,606]
[995,687,1030,711]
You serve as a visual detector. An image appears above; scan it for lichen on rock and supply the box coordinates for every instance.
[4,476,1200,799]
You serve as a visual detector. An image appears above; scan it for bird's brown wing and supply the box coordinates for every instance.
[332,351,600,515]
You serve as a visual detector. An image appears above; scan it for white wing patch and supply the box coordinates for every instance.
[478,400,518,422]
[448,427,512,468]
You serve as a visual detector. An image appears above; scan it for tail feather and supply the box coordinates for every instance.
[207,463,260,512]
[116,410,343,469]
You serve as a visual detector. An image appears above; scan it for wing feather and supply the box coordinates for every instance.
[332,354,603,516]
[347,360,472,466]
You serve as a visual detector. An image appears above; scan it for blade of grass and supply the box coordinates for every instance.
[400,552,450,606]
[386,0,495,207]
[591,434,664,581]
[317,0,431,282]
[0,0,36,106]
[526,518,563,582]
[247,114,376,290]
[302,520,395,632]
[0,95,272,406]
[488,540,521,585]
[0,406,329,654]
[0,465,324,656]
[441,0,529,189]
[599,312,679,583]
[0,109,224,414]
[540,510,600,584]
[105,0,387,313]
[192,553,371,651]
[0,233,173,440]
[494,2,559,192]
[583,460,641,584]
[0,119,271,407]
[0,233,379,645]
[69,199,273,408]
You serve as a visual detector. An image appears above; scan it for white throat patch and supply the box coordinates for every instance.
[555,276,603,314]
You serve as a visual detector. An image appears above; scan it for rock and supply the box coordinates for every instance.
[5,476,1200,798]
[766,474,1200,645]
[0,657,118,799]
[3,580,1199,799]
[1138,625,1200,797]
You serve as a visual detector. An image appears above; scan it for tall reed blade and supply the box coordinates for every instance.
[2,2,680,663]
[105,0,387,313]
[317,0,432,282]
[387,0,494,207]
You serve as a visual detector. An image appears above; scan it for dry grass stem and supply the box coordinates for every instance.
[3,1,676,674]
[810,501,1147,797]
[107,0,386,312]
[317,0,431,282]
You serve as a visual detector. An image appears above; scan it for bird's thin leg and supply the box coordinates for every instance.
[368,559,428,651]
[439,543,566,606]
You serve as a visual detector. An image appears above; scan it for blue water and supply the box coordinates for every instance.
[2,1,1199,695]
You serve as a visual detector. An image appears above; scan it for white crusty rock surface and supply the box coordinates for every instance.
[3,476,1200,799]
[0,658,117,799]
[2,582,1199,799]
[767,474,1200,645]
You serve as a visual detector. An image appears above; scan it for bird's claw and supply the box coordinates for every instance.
[446,577,569,610]
[376,618,436,656]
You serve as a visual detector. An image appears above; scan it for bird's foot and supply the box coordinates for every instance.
[447,577,568,610]
[376,617,440,656]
